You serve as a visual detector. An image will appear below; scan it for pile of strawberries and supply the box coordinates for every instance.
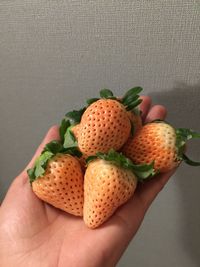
[28,87,200,229]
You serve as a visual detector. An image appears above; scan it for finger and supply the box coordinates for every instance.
[145,105,167,123]
[20,125,60,178]
[139,96,152,122]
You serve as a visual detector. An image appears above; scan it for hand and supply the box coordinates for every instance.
[0,96,176,267]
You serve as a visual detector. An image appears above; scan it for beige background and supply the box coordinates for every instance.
[0,1,200,266]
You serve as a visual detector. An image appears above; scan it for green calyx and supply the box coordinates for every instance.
[63,87,143,131]
[86,89,117,105]
[65,89,117,125]
[86,149,156,181]
[27,139,82,184]
[60,118,80,147]
[121,87,143,111]
[86,87,143,113]
[63,87,143,136]
[99,89,116,99]
[175,128,200,166]
[27,151,54,184]
[63,125,78,149]
[28,120,82,184]
[59,119,71,143]
[65,107,86,125]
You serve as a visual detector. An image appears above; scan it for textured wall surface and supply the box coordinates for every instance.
[0,1,200,266]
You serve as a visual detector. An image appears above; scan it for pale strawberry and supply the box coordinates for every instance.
[83,150,155,229]
[77,88,143,157]
[28,140,84,216]
[122,121,200,173]
[79,99,131,157]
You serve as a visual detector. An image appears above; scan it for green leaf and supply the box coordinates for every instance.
[176,128,200,154]
[131,162,157,180]
[88,149,156,180]
[176,128,200,142]
[86,155,98,164]
[122,87,143,102]
[123,95,140,108]
[63,126,78,149]
[44,140,63,154]
[35,151,54,175]
[126,98,143,111]
[99,89,114,98]
[27,128,83,183]
[27,167,36,184]
[65,108,86,124]
[27,151,54,183]
[86,98,99,105]
[34,163,45,178]
[59,119,71,144]
[121,87,143,111]
[63,147,82,158]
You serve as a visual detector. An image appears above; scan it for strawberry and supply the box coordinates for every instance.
[76,88,143,157]
[83,150,155,228]
[79,99,130,156]
[28,123,84,216]
[122,121,200,173]
[31,154,83,216]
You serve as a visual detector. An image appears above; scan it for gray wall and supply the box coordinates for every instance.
[1,1,200,266]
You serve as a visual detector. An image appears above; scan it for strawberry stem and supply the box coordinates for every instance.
[182,154,200,166]
[176,128,200,166]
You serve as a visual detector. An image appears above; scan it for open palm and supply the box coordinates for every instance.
[0,97,175,267]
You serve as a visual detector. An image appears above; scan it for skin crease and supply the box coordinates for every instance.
[0,96,176,267]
